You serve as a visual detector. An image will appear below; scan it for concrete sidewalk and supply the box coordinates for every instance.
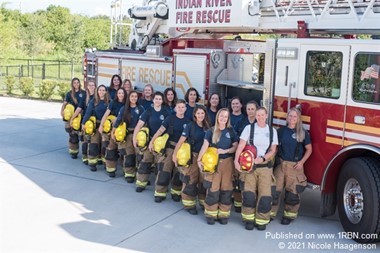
[0,97,378,253]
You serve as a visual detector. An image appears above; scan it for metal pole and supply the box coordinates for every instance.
[42,63,46,80]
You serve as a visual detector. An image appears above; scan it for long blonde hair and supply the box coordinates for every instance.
[212,108,231,144]
[287,107,305,142]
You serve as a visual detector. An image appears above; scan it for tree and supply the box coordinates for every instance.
[20,13,54,58]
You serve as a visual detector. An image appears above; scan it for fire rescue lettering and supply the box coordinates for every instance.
[122,66,171,87]
[175,0,232,24]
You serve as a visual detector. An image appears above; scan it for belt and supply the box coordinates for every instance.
[254,161,273,169]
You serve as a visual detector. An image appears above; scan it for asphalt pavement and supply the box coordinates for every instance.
[0,96,378,253]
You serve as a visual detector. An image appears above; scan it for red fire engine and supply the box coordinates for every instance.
[83,0,380,242]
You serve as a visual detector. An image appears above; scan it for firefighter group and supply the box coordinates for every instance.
[61,75,312,231]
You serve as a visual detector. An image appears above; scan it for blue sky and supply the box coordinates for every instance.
[2,0,141,16]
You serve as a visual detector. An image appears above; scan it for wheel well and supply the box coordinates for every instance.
[319,144,380,217]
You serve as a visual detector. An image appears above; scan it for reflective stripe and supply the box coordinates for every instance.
[124,172,136,178]
[82,157,88,162]
[69,148,79,154]
[88,158,98,165]
[170,188,181,195]
[241,213,255,221]
[198,199,205,206]
[182,199,196,207]
[154,191,167,197]
[136,180,148,187]
[270,211,277,217]
[255,218,270,225]
[218,210,230,218]
[106,167,116,173]
[234,201,242,207]
[284,210,298,219]
[204,209,218,217]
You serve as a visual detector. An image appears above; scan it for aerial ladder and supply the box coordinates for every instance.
[111,0,380,51]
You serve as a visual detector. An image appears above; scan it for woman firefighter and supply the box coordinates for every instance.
[112,90,145,183]
[198,108,239,225]
[234,107,278,231]
[69,79,97,164]
[133,91,169,192]
[99,87,127,177]
[173,105,211,215]
[82,85,110,171]
[61,77,86,159]
[149,99,190,203]
[271,107,312,225]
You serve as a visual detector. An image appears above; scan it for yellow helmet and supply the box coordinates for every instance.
[84,116,96,135]
[153,133,169,154]
[103,115,116,134]
[72,114,81,131]
[63,104,75,121]
[114,122,127,142]
[136,127,149,151]
[201,147,218,173]
[176,142,191,167]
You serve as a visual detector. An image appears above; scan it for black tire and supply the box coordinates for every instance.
[337,157,380,243]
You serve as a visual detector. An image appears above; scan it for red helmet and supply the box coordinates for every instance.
[239,145,257,172]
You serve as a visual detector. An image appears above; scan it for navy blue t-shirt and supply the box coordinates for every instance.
[139,107,169,137]
[207,107,217,126]
[114,105,144,130]
[83,99,108,124]
[164,104,176,115]
[230,113,245,133]
[205,127,238,159]
[182,122,207,153]
[108,88,117,100]
[64,90,85,109]
[108,100,124,116]
[138,98,153,110]
[277,126,311,162]
[237,116,256,136]
[184,104,197,121]
[162,115,190,142]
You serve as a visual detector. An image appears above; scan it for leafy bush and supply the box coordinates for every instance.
[38,79,57,100]
[5,76,16,95]
[57,81,71,100]
[19,77,34,97]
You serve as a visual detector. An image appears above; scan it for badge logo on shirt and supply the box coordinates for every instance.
[292,133,296,139]
[160,115,165,120]
[135,108,139,114]
[226,132,231,138]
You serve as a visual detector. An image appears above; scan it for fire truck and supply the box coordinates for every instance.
[83,0,380,242]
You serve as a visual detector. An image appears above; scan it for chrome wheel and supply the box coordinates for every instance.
[343,178,363,224]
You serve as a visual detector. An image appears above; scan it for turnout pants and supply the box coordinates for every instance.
[203,157,234,219]
[105,137,118,173]
[154,144,182,198]
[240,165,275,226]
[87,131,102,166]
[180,153,206,209]
[101,133,110,164]
[65,121,79,156]
[271,161,307,220]
[136,148,157,189]
[233,169,242,210]
[118,133,137,178]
